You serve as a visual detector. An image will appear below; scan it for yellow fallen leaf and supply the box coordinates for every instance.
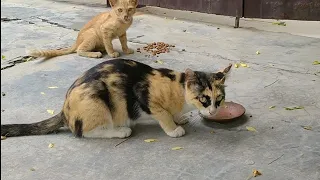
[1,136,7,140]
[172,146,183,150]
[155,60,163,64]
[312,60,320,65]
[256,51,260,55]
[285,106,304,110]
[48,86,59,89]
[30,168,36,171]
[40,92,45,95]
[246,126,257,132]
[210,130,215,134]
[47,110,54,115]
[48,143,54,148]
[303,126,312,130]
[269,106,276,109]
[234,63,239,68]
[253,169,262,177]
[240,63,248,67]
[144,139,157,143]
[1,55,6,60]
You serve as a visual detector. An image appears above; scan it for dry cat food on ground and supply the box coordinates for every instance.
[137,42,175,56]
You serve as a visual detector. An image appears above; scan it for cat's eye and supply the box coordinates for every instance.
[217,95,223,101]
[118,8,123,12]
[199,96,207,103]
[128,8,133,12]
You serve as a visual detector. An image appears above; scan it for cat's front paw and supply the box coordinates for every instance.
[123,48,134,54]
[166,126,185,138]
[108,51,120,58]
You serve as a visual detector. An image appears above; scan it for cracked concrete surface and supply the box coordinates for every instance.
[1,0,320,180]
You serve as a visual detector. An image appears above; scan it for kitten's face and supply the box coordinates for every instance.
[184,64,232,116]
[110,0,137,23]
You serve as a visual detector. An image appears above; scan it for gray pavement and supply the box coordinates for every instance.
[1,0,320,180]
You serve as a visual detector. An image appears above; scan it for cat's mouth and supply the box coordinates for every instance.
[122,16,132,23]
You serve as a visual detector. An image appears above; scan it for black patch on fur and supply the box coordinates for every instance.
[157,68,176,81]
[74,119,83,138]
[179,73,186,87]
[103,59,154,119]
[193,71,212,91]
[94,81,114,112]
[133,82,151,115]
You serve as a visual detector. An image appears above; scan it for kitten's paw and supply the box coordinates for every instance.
[93,52,103,58]
[118,127,132,138]
[123,48,134,54]
[166,126,185,138]
[108,51,120,58]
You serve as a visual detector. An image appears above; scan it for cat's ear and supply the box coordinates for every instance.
[129,0,138,7]
[185,68,195,80]
[214,63,232,84]
[221,63,232,75]
[109,0,118,7]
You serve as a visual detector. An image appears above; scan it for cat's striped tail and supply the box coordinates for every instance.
[27,44,77,58]
[1,112,65,137]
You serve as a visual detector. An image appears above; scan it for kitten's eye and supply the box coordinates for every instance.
[217,95,223,101]
[128,8,133,12]
[199,96,206,103]
[118,8,123,12]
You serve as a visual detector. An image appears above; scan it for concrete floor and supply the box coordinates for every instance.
[1,0,320,180]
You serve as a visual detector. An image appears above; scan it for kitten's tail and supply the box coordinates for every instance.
[27,44,77,58]
[1,112,65,137]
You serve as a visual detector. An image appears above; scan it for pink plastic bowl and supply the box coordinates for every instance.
[199,102,245,123]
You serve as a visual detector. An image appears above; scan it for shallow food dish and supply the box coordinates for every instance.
[199,102,245,123]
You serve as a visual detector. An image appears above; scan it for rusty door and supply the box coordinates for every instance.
[138,0,243,17]
[244,0,320,21]
[106,0,320,21]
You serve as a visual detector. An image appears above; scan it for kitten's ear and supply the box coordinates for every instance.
[130,0,138,7]
[185,68,195,80]
[221,63,232,75]
[109,0,117,7]
[214,63,232,84]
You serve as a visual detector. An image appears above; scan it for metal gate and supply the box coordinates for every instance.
[112,0,320,21]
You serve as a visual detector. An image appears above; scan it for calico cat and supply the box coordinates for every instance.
[1,59,232,138]
[28,0,137,59]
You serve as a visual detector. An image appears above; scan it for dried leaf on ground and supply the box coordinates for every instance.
[40,92,45,95]
[312,60,320,65]
[48,143,54,148]
[253,170,262,177]
[30,168,36,171]
[48,86,59,89]
[210,130,215,134]
[144,139,157,143]
[1,55,6,60]
[47,110,54,115]
[256,51,260,55]
[303,126,312,130]
[240,63,248,67]
[234,63,239,68]
[285,106,304,110]
[172,147,183,150]
[1,136,7,140]
[155,60,163,64]
[269,106,276,109]
[246,126,257,132]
